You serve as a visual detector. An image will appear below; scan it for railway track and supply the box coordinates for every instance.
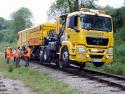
[68,66,125,91]
[32,61,125,91]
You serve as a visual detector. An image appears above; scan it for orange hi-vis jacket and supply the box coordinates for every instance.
[6,49,11,59]
[23,48,31,58]
[13,50,19,58]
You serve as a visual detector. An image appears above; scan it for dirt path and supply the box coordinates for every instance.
[0,73,36,94]
[3,78,36,94]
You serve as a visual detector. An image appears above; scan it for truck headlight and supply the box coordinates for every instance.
[78,48,86,53]
[107,49,113,54]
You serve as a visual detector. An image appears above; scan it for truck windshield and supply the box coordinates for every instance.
[80,14,112,32]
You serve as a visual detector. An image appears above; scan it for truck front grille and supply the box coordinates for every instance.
[86,37,109,46]
[90,55,104,59]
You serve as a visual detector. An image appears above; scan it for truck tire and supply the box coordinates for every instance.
[59,47,70,70]
[93,62,104,67]
[43,47,51,63]
[39,48,44,64]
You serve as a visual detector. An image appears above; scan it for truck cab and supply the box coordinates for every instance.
[58,8,114,67]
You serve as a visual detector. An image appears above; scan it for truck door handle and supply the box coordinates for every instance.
[68,35,70,39]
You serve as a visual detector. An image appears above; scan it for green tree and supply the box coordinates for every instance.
[48,0,80,20]
[11,7,33,32]
[0,29,16,43]
[0,17,8,30]
[48,0,98,19]
[105,6,125,29]
[0,32,4,41]
[80,0,98,9]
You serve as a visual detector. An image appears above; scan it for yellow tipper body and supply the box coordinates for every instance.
[17,23,56,47]
[17,28,31,47]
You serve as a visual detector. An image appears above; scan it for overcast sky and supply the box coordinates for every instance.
[0,0,124,26]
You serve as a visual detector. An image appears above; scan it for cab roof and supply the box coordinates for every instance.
[67,8,112,18]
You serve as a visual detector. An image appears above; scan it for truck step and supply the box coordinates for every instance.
[70,54,76,56]
[72,48,76,50]
[57,53,60,55]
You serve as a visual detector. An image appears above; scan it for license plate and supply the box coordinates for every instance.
[93,59,101,62]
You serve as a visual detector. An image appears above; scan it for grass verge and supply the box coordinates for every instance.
[0,54,82,94]
[86,62,125,76]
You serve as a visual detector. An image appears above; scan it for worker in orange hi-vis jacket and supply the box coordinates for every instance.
[6,47,12,64]
[23,46,31,67]
[13,48,21,67]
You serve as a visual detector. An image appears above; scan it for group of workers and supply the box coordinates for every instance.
[5,46,31,67]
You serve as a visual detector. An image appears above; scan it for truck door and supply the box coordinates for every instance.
[66,15,80,44]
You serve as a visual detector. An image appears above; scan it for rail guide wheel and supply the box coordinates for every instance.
[93,62,104,67]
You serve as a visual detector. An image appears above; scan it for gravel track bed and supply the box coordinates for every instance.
[0,74,36,94]
[2,78,36,94]
[0,66,36,94]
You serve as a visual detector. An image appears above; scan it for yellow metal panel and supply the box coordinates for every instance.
[17,23,57,47]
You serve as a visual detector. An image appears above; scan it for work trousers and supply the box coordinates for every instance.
[15,58,20,67]
[25,58,29,67]
[6,58,10,64]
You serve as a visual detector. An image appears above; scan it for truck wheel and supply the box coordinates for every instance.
[59,47,70,70]
[93,62,104,67]
[39,50,44,64]
[43,47,51,63]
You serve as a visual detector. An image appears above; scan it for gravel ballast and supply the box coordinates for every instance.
[31,63,125,94]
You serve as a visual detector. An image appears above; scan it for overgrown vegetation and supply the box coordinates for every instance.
[107,7,125,75]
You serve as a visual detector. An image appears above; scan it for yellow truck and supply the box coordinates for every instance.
[17,8,115,69]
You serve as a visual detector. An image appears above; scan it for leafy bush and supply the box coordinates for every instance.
[0,29,17,43]
[102,64,125,75]
[113,28,125,64]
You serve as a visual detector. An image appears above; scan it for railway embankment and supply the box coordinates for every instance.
[0,54,82,94]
